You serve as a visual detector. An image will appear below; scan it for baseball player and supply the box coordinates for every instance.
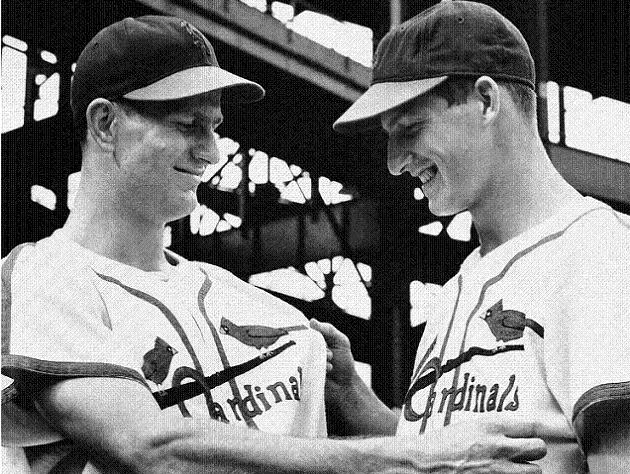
[313,1,630,473]
[1,14,548,473]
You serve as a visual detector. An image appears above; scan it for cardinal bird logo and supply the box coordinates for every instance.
[483,300,544,342]
[220,317,308,350]
[142,337,178,384]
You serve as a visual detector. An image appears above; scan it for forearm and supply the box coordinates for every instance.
[135,417,378,474]
[327,373,398,436]
[35,377,399,473]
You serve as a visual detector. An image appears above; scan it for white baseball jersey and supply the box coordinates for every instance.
[2,229,327,473]
[397,196,630,473]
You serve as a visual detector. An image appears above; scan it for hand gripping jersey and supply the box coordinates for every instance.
[1,230,327,473]
[397,197,630,473]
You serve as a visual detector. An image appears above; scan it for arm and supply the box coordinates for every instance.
[581,400,630,473]
[35,376,547,473]
[35,376,361,473]
[309,319,397,436]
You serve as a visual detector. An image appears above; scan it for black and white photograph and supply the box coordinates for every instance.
[1,1,629,472]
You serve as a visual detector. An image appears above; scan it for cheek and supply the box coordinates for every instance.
[130,131,183,174]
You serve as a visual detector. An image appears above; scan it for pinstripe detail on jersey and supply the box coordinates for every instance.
[92,272,229,418]
[2,243,35,404]
[443,205,610,426]
[2,354,149,388]
[197,268,257,428]
[439,275,463,363]
[94,272,205,374]
[407,276,463,391]
[2,243,35,355]
[417,275,463,432]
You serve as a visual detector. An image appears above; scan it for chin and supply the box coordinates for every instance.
[163,196,198,222]
[427,198,463,217]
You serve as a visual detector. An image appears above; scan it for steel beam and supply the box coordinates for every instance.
[134,0,370,100]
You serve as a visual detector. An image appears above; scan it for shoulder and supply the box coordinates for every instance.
[4,233,109,344]
[193,261,309,322]
[5,233,101,295]
[560,201,629,271]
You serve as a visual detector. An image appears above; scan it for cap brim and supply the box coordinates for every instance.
[123,65,265,103]
[333,76,448,134]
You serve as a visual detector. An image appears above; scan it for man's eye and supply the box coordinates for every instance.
[407,122,426,131]
[400,122,425,136]
[177,122,196,132]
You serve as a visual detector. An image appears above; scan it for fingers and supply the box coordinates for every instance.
[490,418,543,439]
[492,461,543,473]
[310,319,350,348]
[495,436,547,463]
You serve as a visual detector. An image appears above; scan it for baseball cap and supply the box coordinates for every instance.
[71,15,265,130]
[333,0,535,134]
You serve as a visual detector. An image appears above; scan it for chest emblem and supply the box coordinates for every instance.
[483,300,544,342]
[220,317,307,349]
[142,337,178,384]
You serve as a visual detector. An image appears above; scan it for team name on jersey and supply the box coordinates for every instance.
[404,372,520,433]
[182,366,304,423]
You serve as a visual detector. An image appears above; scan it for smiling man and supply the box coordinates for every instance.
[313,1,630,473]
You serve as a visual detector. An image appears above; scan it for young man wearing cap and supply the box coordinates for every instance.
[313,1,629,473]
[1,14,549,474]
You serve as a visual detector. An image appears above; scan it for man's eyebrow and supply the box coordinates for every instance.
[178,111,222,126]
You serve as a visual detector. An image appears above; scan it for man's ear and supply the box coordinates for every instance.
[474,76,500,123]
[85,98,118,151]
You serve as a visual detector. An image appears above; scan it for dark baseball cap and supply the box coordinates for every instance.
[71,15,265,130]
[333,0,535,134]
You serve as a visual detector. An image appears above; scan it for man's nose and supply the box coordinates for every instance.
[387,139,410,176]
[194,132,221,165]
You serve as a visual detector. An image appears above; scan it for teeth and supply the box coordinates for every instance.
[419,166,437,184]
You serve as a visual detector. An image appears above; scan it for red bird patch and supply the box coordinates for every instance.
[483,300,544,342]
[220,317,307,349]
[142,337,178,384]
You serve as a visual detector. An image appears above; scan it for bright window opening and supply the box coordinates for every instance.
[2,42,27,132]
[249,267,326,301]
[31,185,56,211]
[410,281,442,327]
[418,221,443,236]
[354,361,372,389]
[34,72,60,121]
[446,212,472,242]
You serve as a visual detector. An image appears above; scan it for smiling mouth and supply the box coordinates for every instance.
[418,164,438,185]
[173,166,203,177]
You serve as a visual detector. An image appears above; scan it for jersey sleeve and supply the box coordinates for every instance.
[2,243,148,447]
[544,211,630,447]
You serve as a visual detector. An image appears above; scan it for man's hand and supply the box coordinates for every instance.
[414,418,547,473]
[310,319,398,435]
[353,418,546,473]
[309,319,356,392]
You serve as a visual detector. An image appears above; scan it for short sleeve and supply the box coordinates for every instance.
[544,213,630,444]
[2,243,147,447]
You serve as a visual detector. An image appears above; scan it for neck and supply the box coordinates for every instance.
[63,173,170,272]
[470,136,582,257]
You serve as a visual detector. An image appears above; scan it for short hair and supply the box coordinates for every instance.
[430,77,537,119]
